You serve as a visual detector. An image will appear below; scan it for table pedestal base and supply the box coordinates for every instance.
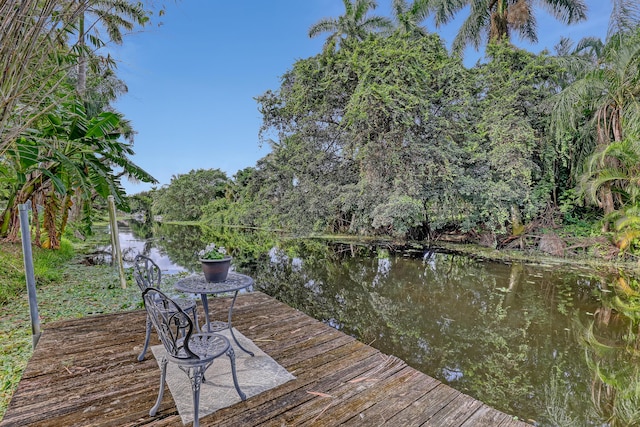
[201,292,254,357]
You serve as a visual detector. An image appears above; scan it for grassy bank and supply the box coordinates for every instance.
[0,240,142,421]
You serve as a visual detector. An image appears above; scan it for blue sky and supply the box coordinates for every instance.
[114,0,611,195]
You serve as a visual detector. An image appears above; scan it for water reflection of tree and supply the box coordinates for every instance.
[153,224,207,271]
[128,219,154,239]
[252,241,608,426]
[580,273,640,426]
[151,223,278,273]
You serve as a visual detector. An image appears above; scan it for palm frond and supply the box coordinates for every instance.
[309,18,339,38]
[608,0,640,40]
[452,2,489,54]
[539,0,587,24]
[432,0,467,26]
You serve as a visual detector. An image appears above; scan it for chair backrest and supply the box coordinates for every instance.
[142,288,198,361]
[133,254,162,291]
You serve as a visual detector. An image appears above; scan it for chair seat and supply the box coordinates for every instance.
[173,297,197,310]
[175,333,229,361]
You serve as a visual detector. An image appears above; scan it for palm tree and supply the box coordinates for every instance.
[308,0,393,49]
[552,4,640,217]
[73,0,149,97]
[391,0,432,37]
[432,0,587,54]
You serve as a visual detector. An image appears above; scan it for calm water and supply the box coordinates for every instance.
[111,222,638,426]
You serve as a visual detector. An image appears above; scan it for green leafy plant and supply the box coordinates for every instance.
[198,243,228,260]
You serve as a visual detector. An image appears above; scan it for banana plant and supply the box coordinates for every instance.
[0,100,156,248]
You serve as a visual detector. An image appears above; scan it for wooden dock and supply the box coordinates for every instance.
[1,292,528,426]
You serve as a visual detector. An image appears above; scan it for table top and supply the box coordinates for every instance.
[174,272,254,295]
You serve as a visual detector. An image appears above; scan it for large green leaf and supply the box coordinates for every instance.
[85,112,120,138]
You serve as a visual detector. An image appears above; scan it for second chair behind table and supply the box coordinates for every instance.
[133,254,200,361]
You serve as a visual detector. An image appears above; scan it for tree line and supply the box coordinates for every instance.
[142,0,640,256]
[4,0,639,257]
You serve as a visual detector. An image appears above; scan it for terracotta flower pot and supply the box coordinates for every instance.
[199,257,232,282]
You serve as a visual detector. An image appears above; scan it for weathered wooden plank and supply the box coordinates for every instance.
[460,404,511,426]
[311,363,417,426]
[2,367,162,425]
[273,331,355,369]
[1,291,529,427]
[340,371,441,426]
[269,355,406,425]
[210,350,388,426]
[423,392,484,426]
[384,383,461,425]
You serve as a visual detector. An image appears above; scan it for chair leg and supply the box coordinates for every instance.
[190,367,205,427]
[191,306,201,333]
[138,315,153,362]
[226,347,246,401]
[150,357,167,416]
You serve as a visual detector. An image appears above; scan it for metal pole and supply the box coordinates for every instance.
[107,196,127,289]
[19,201,41,349]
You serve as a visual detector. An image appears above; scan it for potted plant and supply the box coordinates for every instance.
[198,243,232,282]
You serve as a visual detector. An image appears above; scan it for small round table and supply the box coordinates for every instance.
[174,272,254,356]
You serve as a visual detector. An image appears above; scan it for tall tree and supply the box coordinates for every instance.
[608,0,640,39]
[73,0,149,97]
[432,0,587,54]
[553,31,640,216]
[308,0,393,49]
[468,43,561,237]
[257,33,474,237]
[154,169,229,221]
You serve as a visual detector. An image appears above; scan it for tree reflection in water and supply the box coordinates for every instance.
[126,223,637,426]
[580,273,640,426]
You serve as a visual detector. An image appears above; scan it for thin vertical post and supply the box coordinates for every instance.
[19,201,41,349]
[107,195,127,289]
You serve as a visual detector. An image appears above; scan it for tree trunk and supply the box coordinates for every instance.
[1,186,35,241]
[510,204,525,249]
[43,193,60,249]
[0,193,17,237]
[489,0,509,42]
[32,195,41,248]
[58,193,73,239]
[76,12,86,97]
[600,183,615,231]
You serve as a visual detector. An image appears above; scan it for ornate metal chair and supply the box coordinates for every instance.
[142,288,246,427]
[133,254,199,361]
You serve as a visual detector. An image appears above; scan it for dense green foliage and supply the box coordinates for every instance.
[0,0,157,248]
[153,168,229,221]
[123,2,640,258]
[6,0,640,256]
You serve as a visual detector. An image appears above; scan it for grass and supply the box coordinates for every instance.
[0,241,143,421]
[0,240,75,305]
